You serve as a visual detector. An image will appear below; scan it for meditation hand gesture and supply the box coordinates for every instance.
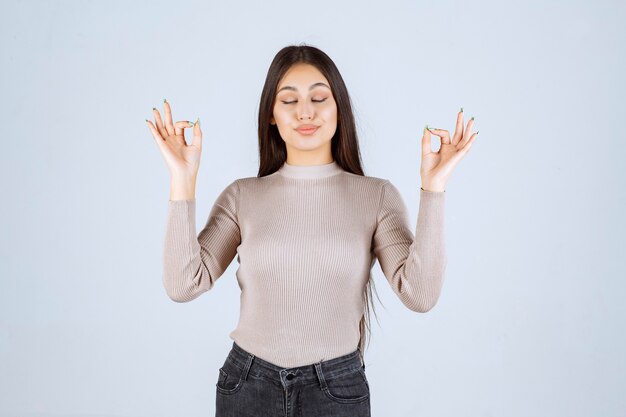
[145,99,203,180]
[420,108,479,192]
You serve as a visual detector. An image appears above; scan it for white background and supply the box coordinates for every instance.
[1,0,624,416]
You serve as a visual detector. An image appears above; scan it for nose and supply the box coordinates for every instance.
[297,100,313,120]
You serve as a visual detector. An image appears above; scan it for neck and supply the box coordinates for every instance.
[278,159,344,179]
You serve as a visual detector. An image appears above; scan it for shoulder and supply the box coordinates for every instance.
[340,171,390,191]
[230,173,279,191]
[337,173,402,214]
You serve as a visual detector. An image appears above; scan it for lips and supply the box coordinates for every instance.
[296,125,319,134]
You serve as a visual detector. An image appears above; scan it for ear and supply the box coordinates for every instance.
[270,117,275,125]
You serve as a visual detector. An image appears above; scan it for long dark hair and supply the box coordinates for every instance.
[255,43,382,364]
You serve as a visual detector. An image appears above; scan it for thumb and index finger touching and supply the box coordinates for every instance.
[421,123,448,155]
[421,108,474,155]
[174,118,202,148]
[145,100,202,148]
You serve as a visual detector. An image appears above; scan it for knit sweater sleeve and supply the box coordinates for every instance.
[162,179,241,303]
[372,180,447,312]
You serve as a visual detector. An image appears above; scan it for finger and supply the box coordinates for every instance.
[452,108,464,146]
[145,119,166,151]
[459,131,479,152]
[422,124,432,155]
[427,127,451,145]
[163,99,175,136]
[191,117,202,148]
[153,107,168,139]
[175,120,194,137]
[463,116,475,145]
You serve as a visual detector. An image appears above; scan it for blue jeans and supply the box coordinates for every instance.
[215,341,371,417]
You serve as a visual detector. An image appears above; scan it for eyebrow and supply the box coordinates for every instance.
[277,82,330,93]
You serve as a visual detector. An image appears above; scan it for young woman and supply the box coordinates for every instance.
[146,44,477,417]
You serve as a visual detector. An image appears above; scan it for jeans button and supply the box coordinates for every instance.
[286,373,295,380]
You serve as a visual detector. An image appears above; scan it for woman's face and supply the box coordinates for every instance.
[271,63,338,162]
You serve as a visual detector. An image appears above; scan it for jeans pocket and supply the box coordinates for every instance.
[215,358,246,395]
[322,368,370,404]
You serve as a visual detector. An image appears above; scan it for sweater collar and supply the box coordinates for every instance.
[278,160,344,179]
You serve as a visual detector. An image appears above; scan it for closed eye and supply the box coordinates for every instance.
[281,98,327,104]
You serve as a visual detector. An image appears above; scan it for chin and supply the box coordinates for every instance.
[290,141,322,151]
[299,135,333,147]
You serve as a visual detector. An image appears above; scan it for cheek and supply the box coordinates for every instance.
[272,108,289,125]
[323,100,338,116]
[320,105,338,123]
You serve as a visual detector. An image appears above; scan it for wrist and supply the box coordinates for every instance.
[421,184,446,192]
[169,176,197,200]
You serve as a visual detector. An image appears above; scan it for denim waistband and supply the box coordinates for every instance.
[225,341,365,388]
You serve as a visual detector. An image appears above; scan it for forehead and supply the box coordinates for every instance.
[277,63,330,91]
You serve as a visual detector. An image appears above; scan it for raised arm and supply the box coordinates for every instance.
[371,181,447,312]
[163,180,241,302]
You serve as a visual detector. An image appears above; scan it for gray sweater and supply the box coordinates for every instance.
[163,160,447,368]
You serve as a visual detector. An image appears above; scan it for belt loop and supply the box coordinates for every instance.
[314,362,327,390]
[242,352,255,381]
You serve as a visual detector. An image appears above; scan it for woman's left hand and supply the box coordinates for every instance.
[420,109,479,192]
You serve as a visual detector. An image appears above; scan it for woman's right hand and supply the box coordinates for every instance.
[146,99,202,180]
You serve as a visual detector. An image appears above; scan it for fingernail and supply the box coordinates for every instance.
[196,117,200,127]
[460,107,463,113]
[145,119,149,123]
[423,124,428,134]
[163,98,167,103]
[470,116,475,121]
[152,107,157,111]
[188,120,194,126]
[476,130,479,135]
